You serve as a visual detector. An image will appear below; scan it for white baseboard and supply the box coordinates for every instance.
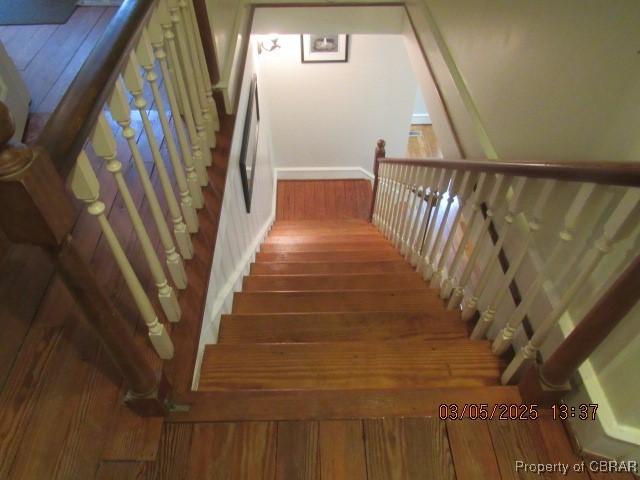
[77,0,123,5]
[191,173,278,390]
[276,166,374,181]
[411,113,432,125]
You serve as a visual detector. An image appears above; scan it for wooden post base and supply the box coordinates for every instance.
[124,372,172,417]
[518,365,571,406]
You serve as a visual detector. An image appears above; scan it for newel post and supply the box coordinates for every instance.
[519,253,640,405]
[369,139,386,222]
[0,101,170,416]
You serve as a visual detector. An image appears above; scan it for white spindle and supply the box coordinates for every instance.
[447,174,510,310]
[375,164,390,229]
[400,167,429,257]
[472,180,556,340]
[404,168,434,261]
[418,169,454,277]
[388,164,407,240]
[502,189,640,384]
[179,0,218,146]
[409,167,440,266]
[156,1,208,185]
[148,9,204,209]
[110,79,188,295]
[70,150,174,359]
[164,0,211,167]
[382,164,399,238]
[462,176,530,323]
[93,111,182,324]
[125,48,195,262]
[430,171,476,289]
[394,165,418,248]
[137,28,199,234]
[492,183,598,354]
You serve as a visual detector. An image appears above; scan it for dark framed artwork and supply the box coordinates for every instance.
[301,34,349,63]
[239,74,260,213]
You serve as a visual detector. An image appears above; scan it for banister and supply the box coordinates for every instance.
[379,157,640,188]
[35,0,156,179]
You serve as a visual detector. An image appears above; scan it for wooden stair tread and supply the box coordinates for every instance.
[219,312,467,343]
[242,273,429,291]
[261,241,391,252]
[199,341,503,392]
[264,234,387,245]
[250,261,414,275]
[232,289,441,313]
[171,386,522,421]
[255,250,402,263]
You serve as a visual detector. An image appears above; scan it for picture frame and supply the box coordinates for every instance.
[239,74,260,213]
[300,34,349,63]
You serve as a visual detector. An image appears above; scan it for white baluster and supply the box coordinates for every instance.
[110,78,188,295]
[404,168,434,261]
[148,9,204,209]
[70,150,174,359]
[164,0,211,166]
[409,167,440,266]
[180,0,219,143]
[440,173,491,299]
[156,1,208,184]
[472,180,556,340]
[382,164,399,238]
[392,165,416,246]
[94,111,182,324]
[400,167,429,257]
[388,164,408,240]
[418,169,454,277]
[126,47,195,262]
[447,174,510,310]
[430,171,476,289]
[393,165,416,247]
[137,28,199,234]
[462,176,530,323]
[492,183,598,354]
[502,189,640,384]
[374,164,389,229]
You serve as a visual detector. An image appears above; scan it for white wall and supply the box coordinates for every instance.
[412,89,431,125]
[194,37,276,388]
[257,34,417,178]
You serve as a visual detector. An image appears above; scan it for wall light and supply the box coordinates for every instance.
[258,35,281,54]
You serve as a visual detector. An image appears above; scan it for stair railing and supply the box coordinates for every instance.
[369,140,640,402]
[0,0,218,415]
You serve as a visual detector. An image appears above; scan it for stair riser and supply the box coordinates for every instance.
[255,250,402,263]
[260,242,391,253]
[250,262,414,275]
[242,274,428,292]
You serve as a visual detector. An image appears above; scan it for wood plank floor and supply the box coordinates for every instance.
[276,179,372,221]
[94,414,619,480]
[0,7,117,141]
[406,124,442,158]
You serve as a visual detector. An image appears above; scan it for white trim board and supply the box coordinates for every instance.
[191,174,278,390]
[276,166,374,181]
[411,113,432,125]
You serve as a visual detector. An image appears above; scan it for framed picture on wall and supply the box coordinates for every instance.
[301,34,349,63]
[239,74,260,213]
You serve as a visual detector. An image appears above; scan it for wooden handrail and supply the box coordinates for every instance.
[379,157,640,188]
[35,0,155,180]
[540,253,640,387]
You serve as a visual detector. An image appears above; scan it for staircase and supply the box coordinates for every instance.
[198,219,521,417]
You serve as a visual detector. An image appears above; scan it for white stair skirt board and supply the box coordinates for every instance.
[78,1,123,5]
[276,166,374,181]
[411,113,432,124]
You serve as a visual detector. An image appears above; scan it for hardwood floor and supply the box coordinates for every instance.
[276,179,372,221]
[406,124,442,158]
[0,7,117,141]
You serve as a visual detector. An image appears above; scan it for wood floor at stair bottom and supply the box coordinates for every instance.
[199,341,503,391]
[218,312,467,343]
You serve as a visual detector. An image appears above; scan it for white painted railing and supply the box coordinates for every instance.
[370,146,640,386]
[68,0,218,360]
